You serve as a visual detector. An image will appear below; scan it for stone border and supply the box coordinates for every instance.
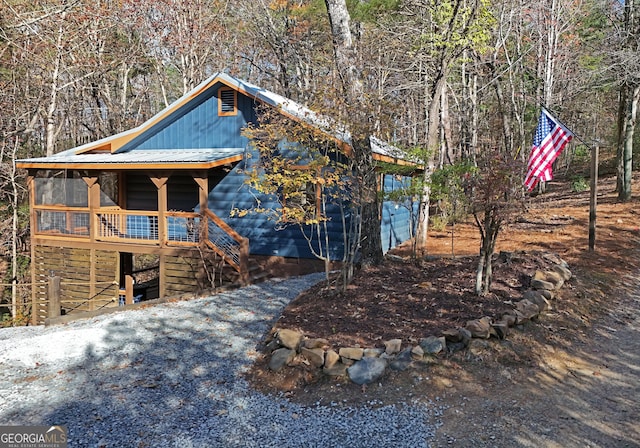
[266,253,572,386]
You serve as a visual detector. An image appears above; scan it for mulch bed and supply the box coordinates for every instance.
[272,251,559,349]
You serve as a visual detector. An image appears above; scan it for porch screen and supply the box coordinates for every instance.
[34,178,88,207]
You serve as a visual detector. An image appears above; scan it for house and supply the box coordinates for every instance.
[16,73,419,324]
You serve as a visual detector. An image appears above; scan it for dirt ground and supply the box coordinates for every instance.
[245,174,640,447]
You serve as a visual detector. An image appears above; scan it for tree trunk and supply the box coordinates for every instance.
[324,0,383,266]
[475,213,500,296]
[416,67,448,251]
[619,84,639,202]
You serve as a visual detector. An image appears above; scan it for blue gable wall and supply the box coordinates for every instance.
[114,78,415,260]
[120,83,257,151]
[207,153,348,260]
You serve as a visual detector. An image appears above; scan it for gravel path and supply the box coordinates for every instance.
[0,274,441,447]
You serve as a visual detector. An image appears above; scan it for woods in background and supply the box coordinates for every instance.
[0,0,636,307]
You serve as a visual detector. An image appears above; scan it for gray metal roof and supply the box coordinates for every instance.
[17,148,244,165]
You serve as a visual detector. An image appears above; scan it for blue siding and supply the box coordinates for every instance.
[381,174,417,254]
[121,84,258,151]
[208,163,414,261]
[115,78,416,260]
[208,155,349,260]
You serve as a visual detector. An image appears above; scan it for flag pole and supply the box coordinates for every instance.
[540,105,593,150]
[540,105,599,252]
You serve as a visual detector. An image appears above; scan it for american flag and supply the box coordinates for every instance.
[524,109,573,191]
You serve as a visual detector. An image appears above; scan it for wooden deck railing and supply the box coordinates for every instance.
[203,209,249,284]
[33,206,248,280]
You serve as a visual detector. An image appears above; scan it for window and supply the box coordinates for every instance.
[218,87,237,116]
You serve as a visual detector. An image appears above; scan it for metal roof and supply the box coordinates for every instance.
[17,148,244,167]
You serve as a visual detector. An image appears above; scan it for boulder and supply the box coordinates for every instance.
[323,362,349,377]
[447,341,466,354]
[269,348,296,372]
[501,312,517,327]
[410,345,424,360]
[300,347,325,368]
[419,336,447,355]
[492,321,509,339]
[538,289,555,300]
[339,347,364,361]
[523,290,551,311]
[442,328,463,343]
[458,328,473,345]
[347,357,388,385]
[544,270,565,290]
[276,329,303,351]
[466,316,493,339]
[303,338,329,349]
[265,339,281,352]
[514,299,540,323]
[384,338,403,355]
[552,264,572,281]
[389,348,414,371]
[531,278,555,291]
[324,349,340,369]
[468,339,490,356]
[364,348,384,358]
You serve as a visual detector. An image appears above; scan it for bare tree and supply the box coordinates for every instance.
[615,0,639,201]
[324,0,383,267]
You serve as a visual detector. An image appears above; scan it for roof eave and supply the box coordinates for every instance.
[16,154,244,171]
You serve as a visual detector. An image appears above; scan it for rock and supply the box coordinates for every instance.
[410,345,424,360]
[532,270,546,281]
[323,362,348,377]
[384,338,402,355]
[544,270,564,290]
[543,252,569,268]
[265,339,280,352]
[269,348,296,372]
[531,278,555,291]
[514,299,540,323]
[419,336,447,355]
[466,316,493,339]
[300,347,325,368]
[447,341,466,354]
[492,321,509,339]
[347,357,388,385]
[339,347,364,361]
[458,328,473,345]
[276,329,303,351]
[442,328,463,342]
[552,263,572,281]
[523,290,551,311]
[468,339,490,356]
[341,357,356,367]
[501,313,517,327]
[389,348,413,371]
[364,348,384,358]
[324,349,340,369]
[538,289,555,300]
[303,338,329,349]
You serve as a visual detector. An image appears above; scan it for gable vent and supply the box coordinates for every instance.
[219,88,237,116]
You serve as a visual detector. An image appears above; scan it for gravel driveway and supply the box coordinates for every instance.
[0,274,441,447]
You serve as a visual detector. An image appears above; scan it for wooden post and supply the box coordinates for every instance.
[48,275,61,319]
[150,175,169,247]
[125,274,134,305]
[589,144,599,251]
